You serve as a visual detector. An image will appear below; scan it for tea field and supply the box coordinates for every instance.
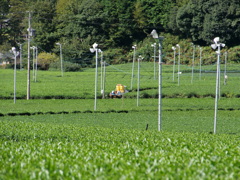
[0,114,240,179]
[1,62,240,99]
[0,63,240,179]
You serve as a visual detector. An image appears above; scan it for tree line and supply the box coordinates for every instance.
[1,0,240,66]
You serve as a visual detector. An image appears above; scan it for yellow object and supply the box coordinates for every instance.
[116,84,125,93]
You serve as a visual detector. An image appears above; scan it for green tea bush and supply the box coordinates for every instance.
[228,45,240,63]
[49,61,82,72]
[0,117,239,179]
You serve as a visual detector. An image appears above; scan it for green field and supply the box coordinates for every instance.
[0,63,240,179]
[1,62,240,99]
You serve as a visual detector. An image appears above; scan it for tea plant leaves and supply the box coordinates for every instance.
[0,118,239,179]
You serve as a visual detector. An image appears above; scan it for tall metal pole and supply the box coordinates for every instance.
[18,43,22,70]
[151,29,164,131]
[176,44,181,86]
[214,45,220,134]
[191,44,195,84]
[137,56,142,107]
[14,53,17,104]
[90,43,99,110]
[152,43,156,80]
[94,48,98,111]
[218,54,221,99]
[131,45,136,90]
[102,61,106,99]
[155,37,164,131]
[100,51,103,95]
[199,47,202,80]
[56,43,63,77]
[60,44,63,77]
[31,46,35,79]
[27,11,31,100]
[12,47,17,104]
[211,37,225,134]
[35,47,38,82]
[154,44,156,80]
[172,47,176,81]
[224,51,227,85]
[158,41,163,131]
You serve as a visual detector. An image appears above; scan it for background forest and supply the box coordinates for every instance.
[1,0,240,69]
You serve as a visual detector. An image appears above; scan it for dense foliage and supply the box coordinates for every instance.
[174,0,240,45]
[1,0,240,65]
[0,113,240,179]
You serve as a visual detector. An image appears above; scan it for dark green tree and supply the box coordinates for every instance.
[54,0,106,62]
[101,0,136,47]
[31,0,56,52]
[133,0,173,31]
[176,0,240,46]
[6,0,26,46]
[0,0,10,45]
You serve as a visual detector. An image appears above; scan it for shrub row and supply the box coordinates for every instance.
[0,109,129,117]
[126,93,240,99]
[0,92,239,100]
[49,61,82,72]
[164,108,237,111]
[1,107,239,117]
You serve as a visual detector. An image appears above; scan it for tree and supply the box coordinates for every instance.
[133,0,173,31]
[101,0,136,47]
[54,0,105,62]
[0,0,10,45]
[8,0,27,46]
[176,0,240,46]
[31,0,57,52]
